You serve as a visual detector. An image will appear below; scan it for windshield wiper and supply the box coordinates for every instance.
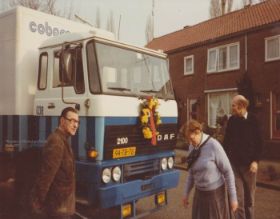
[107,87,131,92]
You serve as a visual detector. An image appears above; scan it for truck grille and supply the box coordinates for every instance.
[104,124,177,160]
[123,159,160,182]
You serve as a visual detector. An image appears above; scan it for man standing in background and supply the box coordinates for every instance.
[223,95,263,219]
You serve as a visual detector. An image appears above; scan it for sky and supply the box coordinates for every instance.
[67,0,248,46]
[1,0,247,47]
[63,0,212,46]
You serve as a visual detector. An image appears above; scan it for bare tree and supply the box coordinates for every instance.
[0,1,4,11]
[210,0,221,18]
[241,0,266,7]
[60,0,74,19]
[145,0,154,43]
[117,14,121,40]
[95,6,101,28]
[9,0,74,18]
[209,0,233,18]
[0,0,11,12]
[9,0,40,10]
[0,0,6,11]
[106,11,116,36]
[145,14,154,43]
[41,0,59,15]
[221,0,226,15]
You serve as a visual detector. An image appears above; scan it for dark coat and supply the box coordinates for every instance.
[30,128,75,217]
[223,113,263,167]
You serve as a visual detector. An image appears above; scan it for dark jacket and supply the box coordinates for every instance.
[30,128,75,216]
[223,113,263,166]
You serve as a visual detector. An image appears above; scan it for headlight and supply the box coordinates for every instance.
[161,158,168,170]
[168,157,174,169]
[112,166,122,182]
[102,168,111,184]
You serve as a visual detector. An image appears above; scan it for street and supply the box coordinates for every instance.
[137,169,280,219]
[76,168,280,219]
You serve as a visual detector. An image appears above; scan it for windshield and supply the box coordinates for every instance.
[87,41,174,99]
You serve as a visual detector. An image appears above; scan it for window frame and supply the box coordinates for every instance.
[37,52,48,90]
[86,40,102,94]
[265,35,280,62]
[207,42,240,73]
[52,46,85,94]
[184,55,194,75]
[187,98,199,121]
[72,46,85,94]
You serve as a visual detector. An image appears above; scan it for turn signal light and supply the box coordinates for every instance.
[87,149,98,158]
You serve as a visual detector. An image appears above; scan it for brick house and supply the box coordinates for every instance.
[147,0,280,158]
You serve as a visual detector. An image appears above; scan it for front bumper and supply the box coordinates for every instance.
[97,169,180,208]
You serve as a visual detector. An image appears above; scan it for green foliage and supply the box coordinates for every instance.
[236,73,256,112]
[204,124,226,143]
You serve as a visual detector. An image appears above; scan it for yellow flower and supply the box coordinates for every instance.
[143,127,153,139]
[156,117,162,125]
[148,98,157,109]
[141,108,150,124]
[139,97,161,141]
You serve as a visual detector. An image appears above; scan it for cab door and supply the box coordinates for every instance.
[34,44,88,117]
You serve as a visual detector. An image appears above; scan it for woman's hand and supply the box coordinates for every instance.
[182,196,190,208]
[231,200,238,212]
[250,161,258,173]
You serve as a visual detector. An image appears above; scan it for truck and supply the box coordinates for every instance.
[0,6,180,218]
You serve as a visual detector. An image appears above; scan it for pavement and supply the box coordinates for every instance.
[174,148,280,190]
[142,169,280,219]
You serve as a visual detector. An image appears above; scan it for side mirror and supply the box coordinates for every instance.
[59,48,73,85]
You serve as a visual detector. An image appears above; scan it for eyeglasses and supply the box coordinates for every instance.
[64,117,80,125]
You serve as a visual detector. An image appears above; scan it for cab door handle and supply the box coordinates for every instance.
[48,103,55,109]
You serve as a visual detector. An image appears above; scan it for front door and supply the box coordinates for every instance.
[272,91,280,139]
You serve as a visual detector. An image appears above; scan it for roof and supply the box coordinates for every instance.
[146,0,280,53]
[40,32,167,58]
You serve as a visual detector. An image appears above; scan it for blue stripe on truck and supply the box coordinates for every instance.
[105,116,177,126]
[39,116,46,143]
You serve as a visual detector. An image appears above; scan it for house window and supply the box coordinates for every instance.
[208,50,217,72]
[207,91,237,128]
[272,92,280,139]
[207,42,239,73]
[184,55,194,75]
[265,35,280,62]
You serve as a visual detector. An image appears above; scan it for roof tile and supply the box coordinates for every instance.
[147,0,280,52]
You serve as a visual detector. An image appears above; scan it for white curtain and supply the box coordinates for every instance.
[208,91,237,127]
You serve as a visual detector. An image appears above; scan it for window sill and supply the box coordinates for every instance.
[183,72,194,76]
[207,67,239,74]
[265,58,280,63]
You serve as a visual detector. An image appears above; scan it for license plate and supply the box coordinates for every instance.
[113,147,136,159]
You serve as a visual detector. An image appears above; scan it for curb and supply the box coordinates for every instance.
[256,182,280,191]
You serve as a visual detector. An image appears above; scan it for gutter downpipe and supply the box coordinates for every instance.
[245,34,248,72]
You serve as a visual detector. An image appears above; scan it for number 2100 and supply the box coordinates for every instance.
[117,137,128,145]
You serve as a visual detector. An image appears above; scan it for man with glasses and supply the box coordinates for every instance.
[30,107,79,219]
